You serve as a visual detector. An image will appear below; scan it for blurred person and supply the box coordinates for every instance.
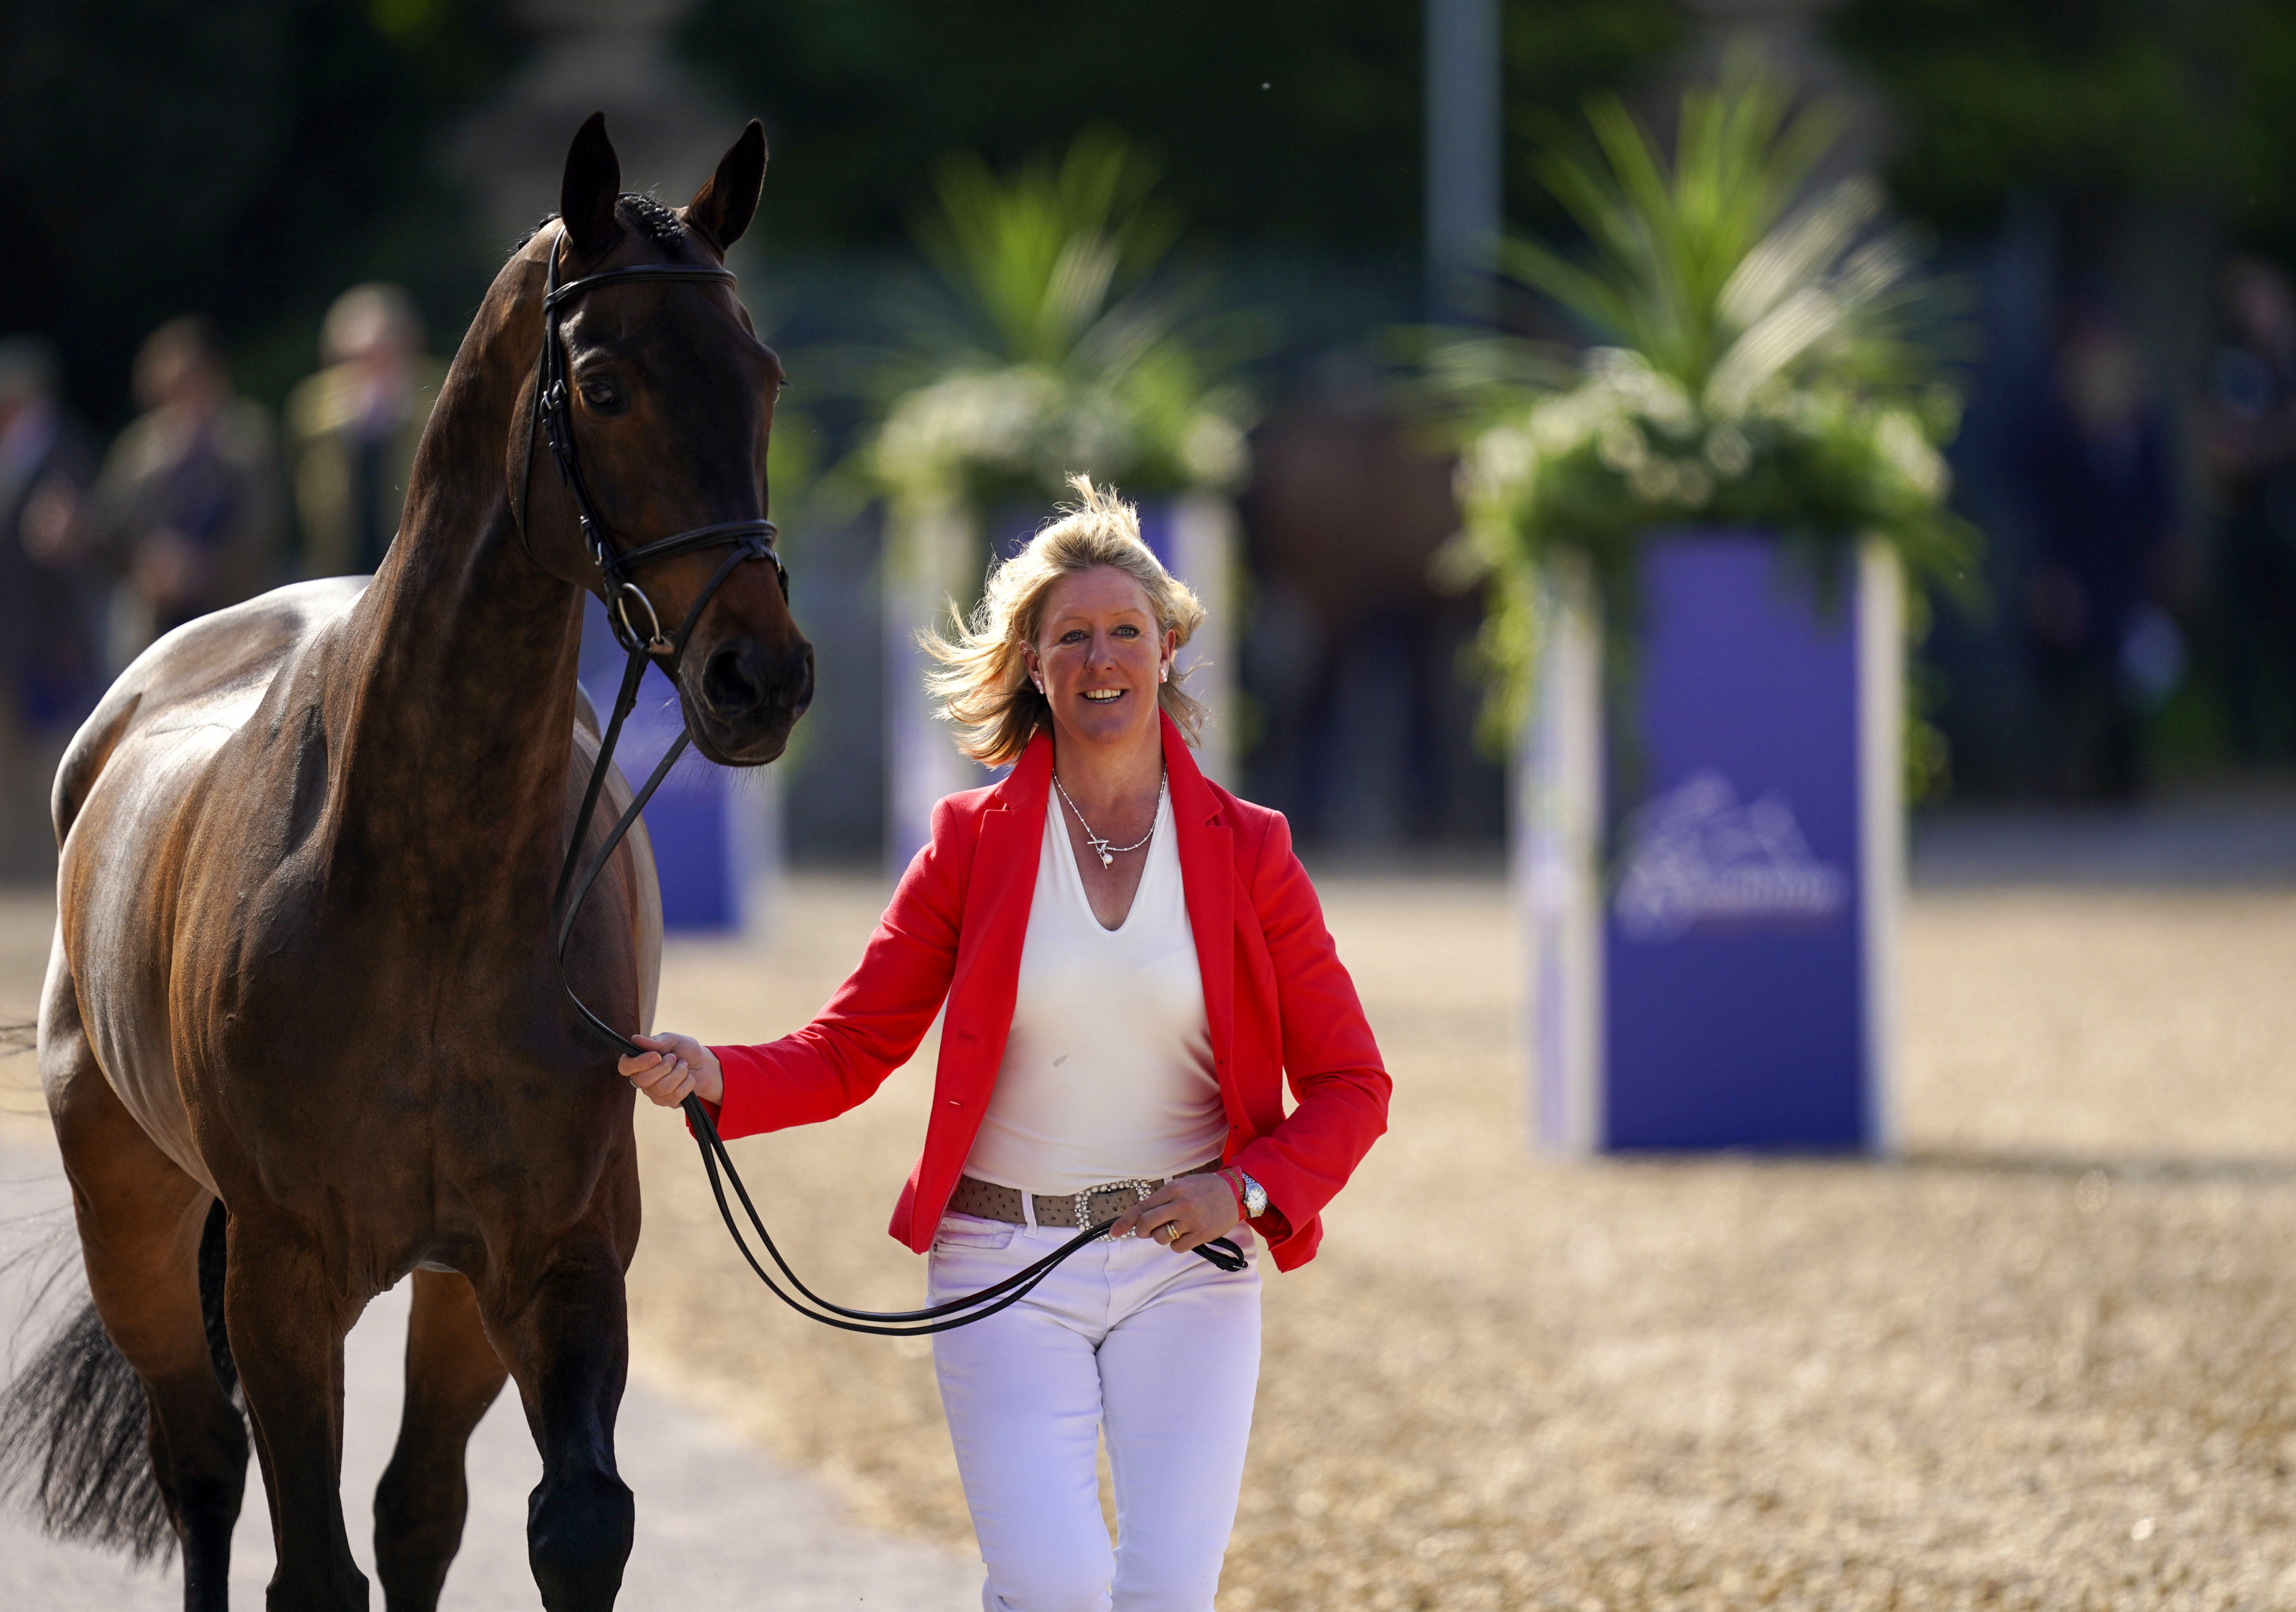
[0,335,101,878]
[2018,287,2177,800]
[2206,256,2296,762]
[619,481,1390,1612]
[89,316,285,664]
[285,282,443,577]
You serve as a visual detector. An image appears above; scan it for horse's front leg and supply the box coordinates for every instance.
[223,1209,368,1610]
[374,1268,509,1612]
[486,1227,636,1612]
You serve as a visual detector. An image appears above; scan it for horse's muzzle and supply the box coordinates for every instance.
[691,637,813,764]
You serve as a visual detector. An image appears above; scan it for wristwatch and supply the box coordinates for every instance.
[1234,1169,1268,1220]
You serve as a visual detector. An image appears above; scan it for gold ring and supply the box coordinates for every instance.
[1164,1223,1184,1243]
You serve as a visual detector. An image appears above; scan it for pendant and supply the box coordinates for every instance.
[1095,844,1113,868]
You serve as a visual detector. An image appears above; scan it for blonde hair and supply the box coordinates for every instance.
[923,476,1208,765]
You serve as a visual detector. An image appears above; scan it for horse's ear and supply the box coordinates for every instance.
[687,120,767,252]
[559,112,622,261]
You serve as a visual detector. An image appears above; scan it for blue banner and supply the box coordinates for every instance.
[578,598,754,933]
[1598,536,1878,1149]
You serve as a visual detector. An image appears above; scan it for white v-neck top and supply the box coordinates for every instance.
[962,781,1227,1195]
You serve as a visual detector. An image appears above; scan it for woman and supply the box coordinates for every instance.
[620,477,1389,1611]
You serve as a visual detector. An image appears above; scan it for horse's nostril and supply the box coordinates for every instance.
[702,644,763,715]
[791,645,816,717]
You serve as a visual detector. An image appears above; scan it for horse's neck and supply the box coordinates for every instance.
[331,298,585,914]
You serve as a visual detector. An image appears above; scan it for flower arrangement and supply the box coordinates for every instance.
[866,130,1249,520]
[1435,55,1978,744]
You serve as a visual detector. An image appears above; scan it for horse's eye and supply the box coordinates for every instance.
[579,378,624,413]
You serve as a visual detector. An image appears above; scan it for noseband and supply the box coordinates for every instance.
[529,229,1243,1342]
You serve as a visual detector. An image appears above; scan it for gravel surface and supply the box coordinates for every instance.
[618,871,2296,1612]
[8,841,2296,1610]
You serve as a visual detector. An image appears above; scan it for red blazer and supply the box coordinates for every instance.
[705,714,1390,1271]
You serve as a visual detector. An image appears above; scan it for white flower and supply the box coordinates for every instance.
[1464,423,1538,504]
[1875,409,1949,501]
[875,359,1245,504]
[1597,420,1649,474]
[1704,426,1751,478]
[1529,392,1597,455]
[1629,458,1673,501]
[1179,411,1246,489]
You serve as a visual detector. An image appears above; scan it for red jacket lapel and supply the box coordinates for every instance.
[942,735,1051,1095]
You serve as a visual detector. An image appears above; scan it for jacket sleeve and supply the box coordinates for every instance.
[700,798,968,1140]
[1228,812,1391,1235]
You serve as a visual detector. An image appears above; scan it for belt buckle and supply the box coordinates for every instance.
[1074,1178,1154,1229]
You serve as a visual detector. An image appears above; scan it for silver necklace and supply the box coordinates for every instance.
[1052,771,1162,868]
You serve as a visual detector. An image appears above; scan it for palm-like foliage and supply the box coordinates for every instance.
[868,131,1248,512]
[1510,67,1946,410]
[1513,62,1840,390]
[918,130,1177,371]
[1438,53,1977,745]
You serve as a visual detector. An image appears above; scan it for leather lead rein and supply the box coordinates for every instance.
[527,233,1241,1340]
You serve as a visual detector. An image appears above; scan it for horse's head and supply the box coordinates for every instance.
[516,114,812,766]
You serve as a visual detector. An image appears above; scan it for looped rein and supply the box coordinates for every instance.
[524,231,1241,1340]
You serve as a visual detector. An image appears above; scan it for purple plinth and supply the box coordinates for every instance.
[1601,536,1870,1149]
[579,598,744,932]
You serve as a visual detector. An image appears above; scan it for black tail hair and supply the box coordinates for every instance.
[0,1300,173,1559]
[0,1200,240,1562]
[0,1018,33,1055]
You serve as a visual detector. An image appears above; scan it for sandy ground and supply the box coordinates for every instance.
[7,840,2296,1609]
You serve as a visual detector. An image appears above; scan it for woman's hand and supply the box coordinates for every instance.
[1109,1172,1241,1253]
[618,1032,723,1108]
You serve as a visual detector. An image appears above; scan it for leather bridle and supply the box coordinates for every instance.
[518,233,786,648]
[524,228,1242,1340]
[519,228,784,1036]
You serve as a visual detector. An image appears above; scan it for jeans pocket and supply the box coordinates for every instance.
[931,1214,1019,1254]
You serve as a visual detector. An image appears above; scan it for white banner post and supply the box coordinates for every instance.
[884,500,984,874]
[1520,554,1605,1155]
[1163,492,1238,789]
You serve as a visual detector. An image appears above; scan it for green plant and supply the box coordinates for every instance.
[1435,53,1980,745]
[864,130,1251,517]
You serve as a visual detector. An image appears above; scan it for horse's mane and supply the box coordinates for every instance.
[515,193,689,254]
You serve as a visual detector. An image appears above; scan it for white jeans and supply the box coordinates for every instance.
[927,1210,1263,1612]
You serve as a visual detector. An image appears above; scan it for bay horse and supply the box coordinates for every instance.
[0,114,808,1610]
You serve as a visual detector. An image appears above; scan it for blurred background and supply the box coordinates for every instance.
[12,8,2296,1607]
[8,0,2294,881]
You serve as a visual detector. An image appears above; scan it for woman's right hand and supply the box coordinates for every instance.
[618,1032,723,1108]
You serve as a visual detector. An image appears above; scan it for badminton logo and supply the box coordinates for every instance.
[1613,770,1847,940]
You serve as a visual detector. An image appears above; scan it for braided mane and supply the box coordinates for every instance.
[515,193,689,254]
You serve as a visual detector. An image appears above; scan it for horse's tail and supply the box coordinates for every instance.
[0,1297,174,1559]
[0,1018,32,1056]
[0,1200,238,1561]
